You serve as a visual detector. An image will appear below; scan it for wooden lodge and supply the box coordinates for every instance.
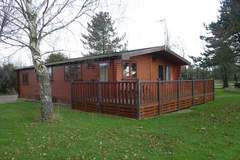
[16,46,214,119]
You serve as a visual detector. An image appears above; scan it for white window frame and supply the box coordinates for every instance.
[99,63,108,81]
[47,67,53,80]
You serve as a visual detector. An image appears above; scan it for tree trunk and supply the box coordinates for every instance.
[27,0,53,121]
[38,66,54,121]
[234,74,238,83]
[223,76,229,88]
[30,46,54,121]
[30,47,54,121]
[222,66,229,88]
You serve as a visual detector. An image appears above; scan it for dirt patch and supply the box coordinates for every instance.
[0,95,18,103]
[173,109,192,114]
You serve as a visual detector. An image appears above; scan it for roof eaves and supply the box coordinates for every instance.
[121,46,190,65]
[121,46,164,60]
[15,52,123,70]
[15,46,190,70]
[165,49,191,65]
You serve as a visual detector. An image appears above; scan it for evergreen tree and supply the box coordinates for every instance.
[191,0,240,88]
[0,64,16,94]
[45,53,68,64]
[81,12,127,55]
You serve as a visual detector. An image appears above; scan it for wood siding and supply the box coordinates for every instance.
[127,53,181,81]
[51,66,71,103]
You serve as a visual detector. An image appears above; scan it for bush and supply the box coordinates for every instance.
[234,82,240,88]
[0,64,16,94]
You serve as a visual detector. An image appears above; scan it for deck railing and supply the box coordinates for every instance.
[71,79,214,119]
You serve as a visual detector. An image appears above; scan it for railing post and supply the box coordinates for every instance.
[203,79,206,103]
[177,80,180,110]
[213,79,215,101]
[157,80,161,115]
[192,79,195,106]
[97,81,102,113]
[70,81,74,109]
[136,80,141,119]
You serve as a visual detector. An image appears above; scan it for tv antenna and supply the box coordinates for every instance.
[156,18,169,50]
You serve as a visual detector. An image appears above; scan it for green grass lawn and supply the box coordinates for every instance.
[0,89,240,160]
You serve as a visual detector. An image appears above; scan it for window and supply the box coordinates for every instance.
[99,63,108,81]
[64,64,81,81]
[123,62,137,79]
[22,73,29,85]
[64,65,71,81]
[165,65,171,81]
[131,63,137,78]
[72,64,81,80]
[158,65,164,80]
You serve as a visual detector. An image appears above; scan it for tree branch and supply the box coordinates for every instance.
[39,0,98,40]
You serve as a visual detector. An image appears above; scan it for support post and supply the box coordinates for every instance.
[192,79,195,106]
[70,81,74,109]
[157,80,161,115]
[16,70,20,98]
[213,79,215,101]
[203,80,206,103]
[136,80,141,119]
[177,80,180,110]
[97,81,102,113]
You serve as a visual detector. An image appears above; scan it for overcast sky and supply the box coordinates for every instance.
[0,0,221,66]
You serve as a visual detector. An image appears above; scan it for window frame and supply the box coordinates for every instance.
[165,65,171,81]
[64,64,82,81]
[99,63,109,82]
[122,61,137,80]
[64,65,71,81]
[71,64,81,81]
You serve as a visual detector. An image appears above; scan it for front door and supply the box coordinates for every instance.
[158,65,164,80]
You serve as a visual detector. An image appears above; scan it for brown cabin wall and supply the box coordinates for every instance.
[18,66,71,104]
[113,59,124,81]
[17,60,119,103]
[81,60,117,81]
[151,56,181,80]
[113,54,182,81]
[51,66,71,104]
[17,54,183,103]
[18,69,40,100]
[81,62,99,81]
[129,54,181,81]
[131,54,152,80]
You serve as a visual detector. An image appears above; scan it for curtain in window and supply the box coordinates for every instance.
[123,63,137,79]
[166,65,171,81]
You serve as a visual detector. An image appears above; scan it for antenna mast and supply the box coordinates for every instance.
[158,19,169,49]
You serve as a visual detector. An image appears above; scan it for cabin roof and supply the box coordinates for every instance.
[15,46,190,70]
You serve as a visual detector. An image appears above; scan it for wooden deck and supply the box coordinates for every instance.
[71,80,214,119]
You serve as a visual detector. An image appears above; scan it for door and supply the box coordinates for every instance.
[158,65,164,80]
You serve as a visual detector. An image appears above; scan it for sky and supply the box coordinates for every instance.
[0,0,221,66]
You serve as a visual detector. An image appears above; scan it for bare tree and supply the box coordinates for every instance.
[0,0,99,121]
